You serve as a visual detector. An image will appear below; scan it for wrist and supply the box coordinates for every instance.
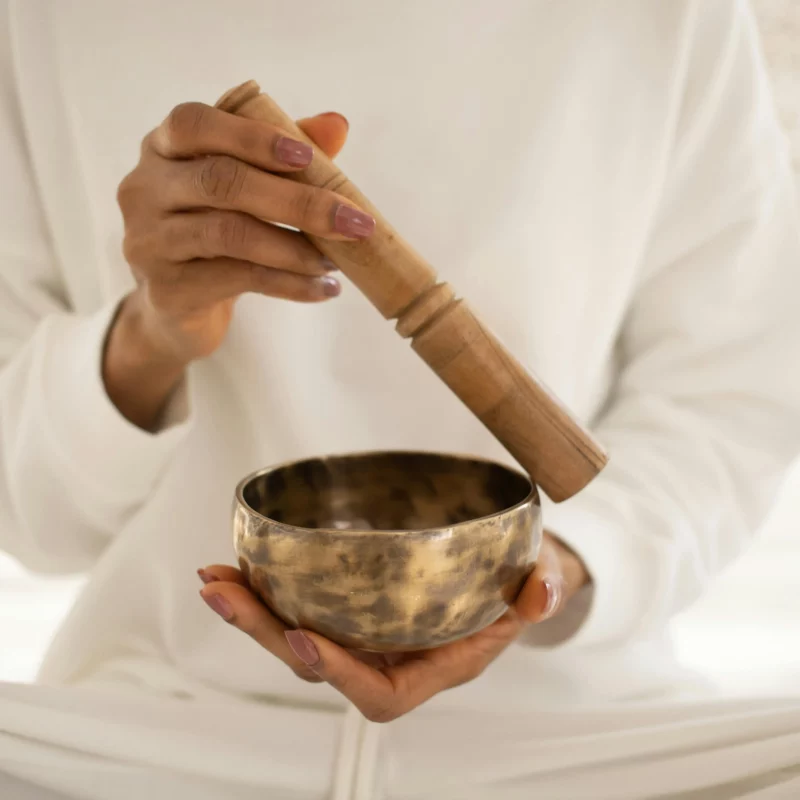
[113,291,192,369]
[102,292,189,430]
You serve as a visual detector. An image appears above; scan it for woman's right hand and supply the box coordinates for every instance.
[104,102,375,429]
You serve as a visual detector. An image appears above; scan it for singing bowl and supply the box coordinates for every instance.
[233,451,542,652]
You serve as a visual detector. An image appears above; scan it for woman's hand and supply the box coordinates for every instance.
[105,102,375,429]
[198,532,589,723]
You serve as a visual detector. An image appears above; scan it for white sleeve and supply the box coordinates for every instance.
[0,17,192,574]
[525,0,800,649]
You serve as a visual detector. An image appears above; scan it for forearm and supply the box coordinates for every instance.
[102,292,189,431]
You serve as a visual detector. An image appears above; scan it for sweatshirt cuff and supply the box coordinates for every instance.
[39,300,193,502]
[520,494,659,651]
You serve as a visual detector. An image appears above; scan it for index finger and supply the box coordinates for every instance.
[150,102,314,172]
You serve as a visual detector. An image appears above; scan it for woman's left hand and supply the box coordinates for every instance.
[198,532,588,723]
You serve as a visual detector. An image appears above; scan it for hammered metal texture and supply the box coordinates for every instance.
[233,452,541,652]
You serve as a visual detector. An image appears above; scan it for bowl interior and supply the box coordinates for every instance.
[241,451,531,532]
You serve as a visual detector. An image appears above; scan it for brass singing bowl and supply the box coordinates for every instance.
[233,451,542,652]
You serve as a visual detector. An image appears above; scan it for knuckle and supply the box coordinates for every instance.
[120,223,156,272]
[116,173,139,214]
[246,263,270,291]
[165,102,208,151]
[121,233,141,267]
[209,213,248,254]
[140,130,156,156]
[122,218,171,272]
[163,218,188,254]
[288,185,326,229]
[195,156,246,203]
[233,124,264,156]
[117,164,163,221]
[294,241,326,274]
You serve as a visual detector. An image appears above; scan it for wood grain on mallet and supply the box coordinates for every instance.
[216,80,608,502]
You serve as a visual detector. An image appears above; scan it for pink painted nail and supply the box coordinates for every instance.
[319,276,341,297]
[197,568,219,585]
[285,630,320,667]
[201,591,234,621]
[542,578,562,619]
[333,204,376,239]
[275,136,313,167]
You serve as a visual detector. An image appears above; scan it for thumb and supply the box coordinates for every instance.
[297,112,349,159]
[514,535,566,624]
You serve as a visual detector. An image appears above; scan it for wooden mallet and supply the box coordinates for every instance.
[216,81,608,503]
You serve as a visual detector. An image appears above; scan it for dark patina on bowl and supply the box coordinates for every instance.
[233,451,541,652]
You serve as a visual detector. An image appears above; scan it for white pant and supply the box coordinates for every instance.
[1,681,799,800]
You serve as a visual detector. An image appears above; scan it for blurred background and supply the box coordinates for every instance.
[1,0,799,689]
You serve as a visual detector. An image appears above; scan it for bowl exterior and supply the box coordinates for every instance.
[233,455,542,652]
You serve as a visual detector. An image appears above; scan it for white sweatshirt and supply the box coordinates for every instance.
[1,0,799,710]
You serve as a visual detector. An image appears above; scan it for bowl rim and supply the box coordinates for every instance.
[234,449,539,536]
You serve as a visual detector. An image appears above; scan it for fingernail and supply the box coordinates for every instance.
[319,276,341,297]
[542,579,562,620]
[197,568,219,585]
[275,136,313,167]
[333,204,376,239]
[200,590,234,621]
[321,257,338,272]
[285,630,320,667]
